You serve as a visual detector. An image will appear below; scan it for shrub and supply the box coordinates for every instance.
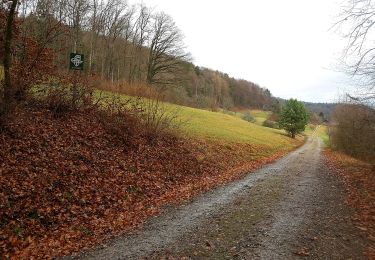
[268,112,280,122]
[35,75,93,117]
[97,94,141,148]
[330,104,375,163]
[262,119,279,129]
[242,112,256,123]
[223,109,236,116]
[96,88,184,141]
[138,90,183,139]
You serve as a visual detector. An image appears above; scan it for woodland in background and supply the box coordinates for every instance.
[0,0,274,113]
[303,102,336,122]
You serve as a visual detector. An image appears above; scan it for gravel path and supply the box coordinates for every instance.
[67,132,369,259]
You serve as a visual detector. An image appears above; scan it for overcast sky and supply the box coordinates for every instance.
[135,0,352,103]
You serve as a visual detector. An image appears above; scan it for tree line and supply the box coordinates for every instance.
[174,64,273,109]
[0,0,274,115]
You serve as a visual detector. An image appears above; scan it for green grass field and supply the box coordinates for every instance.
[178,106,291,146]
[229,109,271,126]
[249,110,271,125]
[95,91,302,151]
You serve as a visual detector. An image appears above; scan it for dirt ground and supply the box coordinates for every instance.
[67,134,370,260]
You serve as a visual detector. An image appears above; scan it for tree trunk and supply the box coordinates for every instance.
[2,0,18,115]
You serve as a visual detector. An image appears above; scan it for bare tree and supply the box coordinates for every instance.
[120,4,136,82]
[128,4,151,83]
[1,0,18,117]
[146,12,189,86]
[87,0,100,73]
[65,0,90,52]
[330,103,375,163]
[30,0,68,46]
[101,0,128,81]
[335,0,375,105]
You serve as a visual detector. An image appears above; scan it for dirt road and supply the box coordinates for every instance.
[69,133,369,259]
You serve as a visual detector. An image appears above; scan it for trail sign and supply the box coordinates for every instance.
[69,53,84,70]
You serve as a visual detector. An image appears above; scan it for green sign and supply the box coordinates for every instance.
[69,53,84,70]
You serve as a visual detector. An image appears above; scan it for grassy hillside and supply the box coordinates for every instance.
[250,109,271,125]
[228,109,271,126]
[97,91,301,151]
[178,107,293,149]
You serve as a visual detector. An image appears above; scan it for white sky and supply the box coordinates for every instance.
[136,0,352,103]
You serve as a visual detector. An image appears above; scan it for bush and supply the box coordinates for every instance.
[268,112,280,122]
[44,85,71,116]
[223,109,236,116]
[138,90,183,139]
[242,112,256,123]
[97,88,184,141]
[35,76,94,117]
[330,104,375,163]
[97,94,141,148]
[262,119,279,129]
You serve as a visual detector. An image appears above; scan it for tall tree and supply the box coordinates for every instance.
[101,0,128,81]
[335,0,375,105]
[146,12,189,86]
[1,0,18,116]
[128,4,150,83]
[66,0,90,52]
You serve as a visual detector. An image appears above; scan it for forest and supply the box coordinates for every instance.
[0,0,274,111]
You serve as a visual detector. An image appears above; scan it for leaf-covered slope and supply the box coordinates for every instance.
[0,104,302,258]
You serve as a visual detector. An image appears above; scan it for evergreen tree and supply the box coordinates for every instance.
[279,99,309,138]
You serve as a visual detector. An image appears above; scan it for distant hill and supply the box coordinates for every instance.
[276,98,336,121]
[303,102,337,121]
